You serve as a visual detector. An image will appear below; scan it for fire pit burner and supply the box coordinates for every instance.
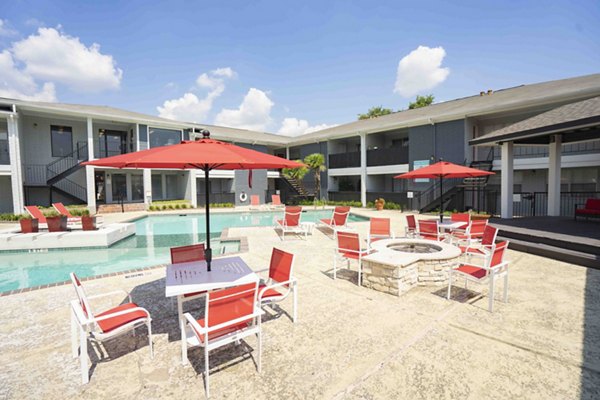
[386,243,442,254]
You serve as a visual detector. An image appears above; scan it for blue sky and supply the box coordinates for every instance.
[1,0,599,136]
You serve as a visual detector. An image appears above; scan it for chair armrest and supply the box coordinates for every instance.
[187,311,264,335]
[88,289,132,303]
[258,278,297,300]
[92,306,151,323]
[488,261,510,272]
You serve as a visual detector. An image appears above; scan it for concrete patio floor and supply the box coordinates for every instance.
[0,209,598,399]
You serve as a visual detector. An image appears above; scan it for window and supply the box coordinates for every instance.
[152,174,163,200]
[131,175,144,201]
[148,127,181,148]
[111,174,127,200]
[51,125,73,157]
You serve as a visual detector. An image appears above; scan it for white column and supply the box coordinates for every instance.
[285,147,290,160]
[183,170,197,208]
[85,166,96,214]
[143,169,152,208]
[360,133,367,207]
[125,173,132,202]
[7,114,24,213]
[105,173,113,203]
[500,141,514,219]
[161,173,167,199]
[547,134,562,216]
[86,117,94,160]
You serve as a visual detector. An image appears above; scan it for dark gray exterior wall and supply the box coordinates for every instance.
[233,143,269,206]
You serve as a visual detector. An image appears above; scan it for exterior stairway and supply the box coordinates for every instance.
[283,176,311,196]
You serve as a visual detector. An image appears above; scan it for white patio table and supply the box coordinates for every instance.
[165,255,259,363]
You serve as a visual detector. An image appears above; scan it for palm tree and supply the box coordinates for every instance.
[303,153,327,200]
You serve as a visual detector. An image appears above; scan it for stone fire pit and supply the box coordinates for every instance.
[362,238,461,296]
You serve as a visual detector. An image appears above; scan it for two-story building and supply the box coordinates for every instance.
[1,73,599,217]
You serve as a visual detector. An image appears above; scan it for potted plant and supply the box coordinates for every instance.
[374,198,385,211]
[19,214,39,233]
[45,210,68,232]
[79,209,97,231]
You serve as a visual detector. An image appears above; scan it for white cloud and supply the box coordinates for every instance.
[158,67,236,122]
[0,50,56,101]
[214,88,274,131]
[277,117,337,137]
[394,45,449,97]
[11,27,122,92]
[0,20,17,37]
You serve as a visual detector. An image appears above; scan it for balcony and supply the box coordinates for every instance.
[0,139,9,165]
[492,140,600,159]
[328,191,361,202]
[329,152,360,169]
[367,147,408,166]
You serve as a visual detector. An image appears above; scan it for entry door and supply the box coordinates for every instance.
[95,171,106,203]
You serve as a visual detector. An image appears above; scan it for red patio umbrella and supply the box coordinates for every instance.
[85,130,304,270]
[394,161,494,222]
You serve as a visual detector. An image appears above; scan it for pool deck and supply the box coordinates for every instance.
[0,209,599,399]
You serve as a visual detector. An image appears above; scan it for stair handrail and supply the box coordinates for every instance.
[53,176,87,202]
[47,142,88,181]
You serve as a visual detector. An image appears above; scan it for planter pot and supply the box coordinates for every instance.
[375,203,384,211]
[81,216,97,231]
[471,214,491,221]
[20,218,39,233]
[47,216,68,232]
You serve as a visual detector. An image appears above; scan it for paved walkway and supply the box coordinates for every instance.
[0,209,598,399]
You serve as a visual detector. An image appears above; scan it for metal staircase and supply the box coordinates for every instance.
[282,176,311,196]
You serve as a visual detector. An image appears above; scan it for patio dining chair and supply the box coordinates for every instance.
[459,224,498,257]
[334,230,371,286]
[319,206,351,235]
[257,248,298,323]
[450,212,471,231]
[275,206,306,240]
[450,219,487,246]
[69,272,153,384]
[405,214,417,238]
[447,241,510,312]
[182,281,263,398]
[171,244,207,316]
[417,220,446,242]
[367,217,394,248]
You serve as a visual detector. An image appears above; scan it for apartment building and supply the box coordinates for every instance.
[1,73,599,216]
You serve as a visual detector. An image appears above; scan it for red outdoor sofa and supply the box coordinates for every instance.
[575,198,600,220]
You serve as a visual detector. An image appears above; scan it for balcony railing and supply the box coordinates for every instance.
[0,139,9,165]
[328,191,361,202]
[329,151,360,169]
[367,147,408,166]
[493,140,600,159]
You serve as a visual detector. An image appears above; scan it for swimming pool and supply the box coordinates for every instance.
[0,210,367,292]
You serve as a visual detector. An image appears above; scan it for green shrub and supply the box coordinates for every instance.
[45,210,61,218]
[0,213,22,221]
[69,208,90,216]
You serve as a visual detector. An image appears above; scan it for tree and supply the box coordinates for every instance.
[282,161,308,181]
[358,106,393,120]
[408,94,434,109]
[303,153,327,200]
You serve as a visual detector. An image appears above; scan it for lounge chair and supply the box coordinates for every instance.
[269,194,285,209]
[182,282,263,398]
[258,248,298,323]
[334,230,371,286]
[250,194,262,210]
[447,241,510,312]
[171,244,207,317]
[275,206,307,240]
[69,273,153,384]
[367,217,394,248]
[319,206,350,235]
[24,205,47,225]
[52,202,82,224]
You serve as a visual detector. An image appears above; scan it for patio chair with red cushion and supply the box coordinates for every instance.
[450,212,471,230]
[171,244,207,316]
[69,272,153,384]
[269,194,285,209]
[417,220,446,241]
[24,205,47,225]
[459,224,498,257]
[405,214,417,238]
[450,219,487,246]
[575,198,600,220]
[368,217,394,248]
[275,206,306,240]
[319,206,351,234]
[257,248,298,323]
[447,241,510,312]
[182,281,263,398]
[250,194,262,210]
[52,202,82,224]
[334,230,371,286]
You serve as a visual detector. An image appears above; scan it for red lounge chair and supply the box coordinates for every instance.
[269,194,284,209]
[250,194,262,210]
[182,281,263,398]
[334,230,371,286]
[24,205,47,224]
[69,273,153,384]
[417,220,446,241]
[368,217,394,247]
[52,202,82,223]
[459,224,498,257]
[319,206,350,234]
[275,206,306,240]
[447,241,510,312]
[171,244,207,316]
[405,214,417,237]
[258,248,298,323]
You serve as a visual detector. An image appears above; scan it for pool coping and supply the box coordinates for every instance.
[0,227,249,297]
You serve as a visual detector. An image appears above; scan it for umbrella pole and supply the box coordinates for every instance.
[204,167,212,271]
[439,176,444,223]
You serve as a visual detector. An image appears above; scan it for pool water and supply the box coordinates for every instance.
[0,210,367,292]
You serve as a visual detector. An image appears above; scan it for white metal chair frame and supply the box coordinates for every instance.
[405,215,418,238]
[459,225,498,260]
[256,250,298,323]
[182,281,263,398]
[319,209,350,234]
[334,230,371,286]
[70,273,153,384]
[275,208,307,240]
[447,241,510,312]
